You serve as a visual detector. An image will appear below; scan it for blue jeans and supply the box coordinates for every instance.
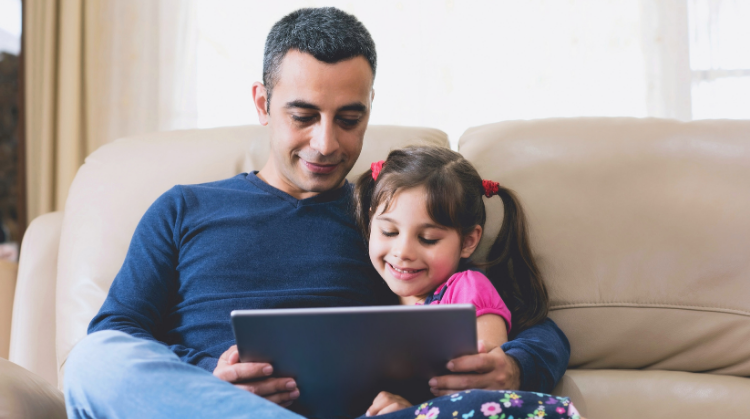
[64,330,303,419]
[66,331,579,419]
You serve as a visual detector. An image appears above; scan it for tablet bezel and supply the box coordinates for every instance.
[231,304,477,418]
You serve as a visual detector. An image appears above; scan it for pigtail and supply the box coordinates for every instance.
[484,186,549,337]
[353,169,377,242]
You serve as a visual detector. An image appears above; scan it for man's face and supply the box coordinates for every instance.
[254,50,374,200]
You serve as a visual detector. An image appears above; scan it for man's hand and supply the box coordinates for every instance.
[428,340,521,396]
[213,345,300,406]
[365,391,411,416]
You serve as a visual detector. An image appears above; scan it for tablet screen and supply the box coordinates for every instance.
[231,304,477,419]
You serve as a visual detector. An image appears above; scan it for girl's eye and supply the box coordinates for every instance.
[419,237,439,245]
[381,230,397,237]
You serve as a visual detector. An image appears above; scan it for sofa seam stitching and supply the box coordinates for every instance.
[549,302,750,317]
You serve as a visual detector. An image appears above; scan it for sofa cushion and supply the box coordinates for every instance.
[0,358,66,419]
[9,212,63,388]
[553,369,750,418]
[0,260,17,359]
[55,124,448,383]
[459,118,750,375]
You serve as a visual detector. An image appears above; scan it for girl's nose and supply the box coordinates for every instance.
[392,237,416,261]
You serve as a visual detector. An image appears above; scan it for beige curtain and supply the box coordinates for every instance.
[24,0,197,223]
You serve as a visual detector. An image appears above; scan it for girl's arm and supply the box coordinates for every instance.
[477,313,509,352]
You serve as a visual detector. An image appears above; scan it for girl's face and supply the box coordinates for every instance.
[369,186,482,304]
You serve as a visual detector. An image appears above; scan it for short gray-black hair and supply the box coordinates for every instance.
[263,7,377,111]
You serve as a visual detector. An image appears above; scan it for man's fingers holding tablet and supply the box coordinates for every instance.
[214,360,273,383]
[217,345,239,364]
[264,386,301,406]
[233,378,299,405]
[446,351,498,374]
[429,347,521,393]
[213,345,299,406]
[239,378,298,398]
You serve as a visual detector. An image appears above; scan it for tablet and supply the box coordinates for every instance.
[231,304,477,419]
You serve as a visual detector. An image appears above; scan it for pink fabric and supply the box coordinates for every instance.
[423,270,512,332]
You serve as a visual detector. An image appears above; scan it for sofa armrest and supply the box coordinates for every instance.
[9,212,64,388]
[0,358,66,419]
[0,259,18,359]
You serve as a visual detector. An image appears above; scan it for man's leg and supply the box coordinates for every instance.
[64,330,303,419]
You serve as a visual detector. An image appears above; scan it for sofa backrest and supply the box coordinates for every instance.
[55,125,448,383]
[459,118,750,376]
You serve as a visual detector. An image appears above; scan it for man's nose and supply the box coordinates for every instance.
[310,118,340,156]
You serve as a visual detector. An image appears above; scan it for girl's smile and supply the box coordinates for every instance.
[386,262,425,281]
[369,186,481,304]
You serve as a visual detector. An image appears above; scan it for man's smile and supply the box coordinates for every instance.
[301,159,340,174]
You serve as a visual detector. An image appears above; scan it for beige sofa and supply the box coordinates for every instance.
[1,118,749,418]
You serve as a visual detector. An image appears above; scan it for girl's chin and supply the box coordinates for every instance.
[397,293,428,305]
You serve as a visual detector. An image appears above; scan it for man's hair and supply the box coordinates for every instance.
[263,7,377,111]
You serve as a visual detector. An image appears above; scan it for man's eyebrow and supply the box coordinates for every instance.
[283,101,367,113]
[338,103,367,113]
[284,100,320,110]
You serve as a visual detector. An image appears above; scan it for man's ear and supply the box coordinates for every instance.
[460,225,483,259]
[252,82,269,126]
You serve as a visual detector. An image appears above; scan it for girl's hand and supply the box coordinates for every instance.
[365,391,412,416]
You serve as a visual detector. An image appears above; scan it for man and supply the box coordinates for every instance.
[64,8,569,419]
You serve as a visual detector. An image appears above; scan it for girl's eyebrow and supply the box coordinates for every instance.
[420,223,447,230]
[375,215,447,230]
[376,215,397,225]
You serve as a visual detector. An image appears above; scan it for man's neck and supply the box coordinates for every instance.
[255,169,348,201]
[255,170,312,200]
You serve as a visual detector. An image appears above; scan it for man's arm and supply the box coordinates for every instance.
[88,187,298,402]
[428,318,570,395]
[501,318,570,392]
[88,187,187,343]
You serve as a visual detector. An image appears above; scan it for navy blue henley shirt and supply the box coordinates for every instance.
[89,173,569,392]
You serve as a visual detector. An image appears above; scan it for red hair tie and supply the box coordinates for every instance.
[482,180,499,198]
[371,160,385,181]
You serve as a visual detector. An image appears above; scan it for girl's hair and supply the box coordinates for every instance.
[353,146,548,337]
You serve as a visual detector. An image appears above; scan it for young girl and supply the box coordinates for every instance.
[353,146,580,419]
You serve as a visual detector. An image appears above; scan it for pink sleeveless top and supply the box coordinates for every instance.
[418,270,512,332]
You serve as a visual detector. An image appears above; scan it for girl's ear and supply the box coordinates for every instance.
[460,225,483,258]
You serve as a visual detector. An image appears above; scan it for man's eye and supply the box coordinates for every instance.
[337,117,361,127]
[381,230,397,237]
[420,237,438,245]
[292,115,315,123]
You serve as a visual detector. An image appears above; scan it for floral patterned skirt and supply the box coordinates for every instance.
[357,390,581,419]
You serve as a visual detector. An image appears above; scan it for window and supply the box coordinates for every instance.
[689,0,750,119]
[192,1,749,147]
[0,0,21,260]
